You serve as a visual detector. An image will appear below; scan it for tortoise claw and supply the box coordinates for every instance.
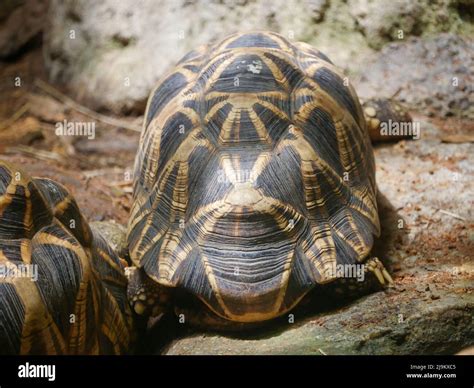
[382,267,394,285]
[366,257,394,287]
[374,268,385,285]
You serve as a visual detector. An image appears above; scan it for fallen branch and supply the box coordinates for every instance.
[4,145,65,163]
[0,102,30,130]
[34,78,142,133]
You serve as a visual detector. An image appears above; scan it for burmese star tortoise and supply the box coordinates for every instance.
[0,161,134,354]
[127,31,397,328]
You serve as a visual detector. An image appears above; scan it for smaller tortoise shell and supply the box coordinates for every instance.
[0,160,133,355]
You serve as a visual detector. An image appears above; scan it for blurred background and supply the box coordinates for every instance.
[0,0,472,354]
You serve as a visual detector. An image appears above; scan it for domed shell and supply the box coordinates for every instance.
[127,31,380,322]
[0,160,133,354]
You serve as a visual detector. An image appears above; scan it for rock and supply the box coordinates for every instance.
[43,0,345,113]
[164,285,473,355]
[42,0,471,113]
[158,116,474,355]
[348,0,472,50]
[0,0,48,58]
[356,34,474,118]
[90,220,128,259]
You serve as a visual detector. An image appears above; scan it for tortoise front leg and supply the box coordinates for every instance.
[125,266,173,317]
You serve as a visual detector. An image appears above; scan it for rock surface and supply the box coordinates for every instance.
[42,0,472,113]
[91,220,129,259]
[160,116,474,355]
[0,0,48,58]
[347,0,471,50]
[356,34,474,119]
[164,285,473,355]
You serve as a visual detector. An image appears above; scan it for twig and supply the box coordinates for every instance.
[318,348,327,355]
[390,87,402,99]
[0,102,30,130]
[34,78,141,132]
[438,209,466,221]
[4,145,65,163]
[83,168,125,178]
[106,180,133,187]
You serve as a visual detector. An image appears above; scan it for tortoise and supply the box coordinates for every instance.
[126,31,400,329]
[0,160,133,354]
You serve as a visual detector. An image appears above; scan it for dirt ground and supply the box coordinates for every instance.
[0,47,140,223]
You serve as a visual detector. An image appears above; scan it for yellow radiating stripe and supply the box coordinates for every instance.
[153,159,192,278]
[332,217,371,260]
[170,161,189,212]
[142,119,163,189]
[293,86,345,124]
[296,73,365,138]
[256,90,289,102]
[273,251,295,311]
[68,281,89,354]
[14,279,68,354]
[218,106,237,143]
[254,98,289,121]
[299,166,338,281]
[159,200,232,283]
[0,177,32,236]
[248,107,271,143]
[135,155,184,255]
[276,126,348,192]
[305,62,330,78]
[350,187,379,227]
[232,155,241,182]
[203,99,230,122]
[142,66,197,138]
[258,54,292,93]
[96,248,125,276]
[157,229,184,281]
[20,239,31,264]
[51,195,72,216]
[205,90,287,102]
[300,160,327,209]
[0,249,9,264]
[99,286,131,354]
[0,193,12,218]
[133,221,168,263]
[138,130,213,247]
[221,155,237,184]
[303,225,337,282]
[266,32,294,52]
[335,119,357,173]
[35,230,84,260]
[249,152,271,183]
[143,100,201,190]
[22,185,33,238]
[127,197,150,237]
[213,33,242,52]
[202,53,238,93]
